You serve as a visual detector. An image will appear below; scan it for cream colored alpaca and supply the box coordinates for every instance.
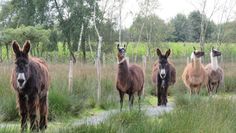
[182,47,208,94]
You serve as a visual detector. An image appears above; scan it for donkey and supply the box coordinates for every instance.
[11,40,50,132]
[152,49,176,106]
[182,47,207,95]
[116,44,144,111]
[205,47,224,94]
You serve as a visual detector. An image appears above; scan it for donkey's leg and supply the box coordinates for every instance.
[119,90,124,111]
[157,85,162,106]
[17,94,28,132]
[28,94,39,131]
[163,87,168,106]
[39,94,48,130]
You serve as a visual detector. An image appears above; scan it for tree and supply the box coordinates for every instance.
[0,25,50,58]
[129,15,167,43]
[187,11,216,42]
[169,14,189,42]
[0,0,53,28]
[53,0,99,63]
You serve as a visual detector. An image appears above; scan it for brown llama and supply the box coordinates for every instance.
[205,47,224,94]
[182,47,207,95]
[151,49,176,106]
[11,40,50,132]
[116,44,144,111]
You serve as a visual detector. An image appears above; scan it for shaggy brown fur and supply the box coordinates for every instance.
[152,61,176,86]
[11,40,50,132]
[116,45,144,110]
[182,50,207,94]
[205,64,224,94]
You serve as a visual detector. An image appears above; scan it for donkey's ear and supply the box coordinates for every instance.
[117,44,120,50]
[12,41,20,54]
[165,49,171,57]
[156,48,162,57]
[124,43,128,49]
[193,46,196,51]
[23,40,31,54]
[212,47,214,51]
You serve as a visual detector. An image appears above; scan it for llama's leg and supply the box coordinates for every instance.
[119,90,124,111]
[39,94,48,130]
[196,85,201,95]
[28,94,39,131]
[138,90,142,111]
[128,93,134,110]
[157,85,162,106]
[208,80,212,95]
[215,81,220,93]
[17,94,28,132]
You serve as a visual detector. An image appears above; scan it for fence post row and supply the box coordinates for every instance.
[68,60,73,92]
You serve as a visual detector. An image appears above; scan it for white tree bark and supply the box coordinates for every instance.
[77,23,84,51]
[119,0,124,45]
[94,1,102,103]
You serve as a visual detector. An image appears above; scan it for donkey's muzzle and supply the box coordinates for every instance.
[18,79,25,85]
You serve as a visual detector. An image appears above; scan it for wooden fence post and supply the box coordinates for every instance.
[142,55,146,96]
[68,60,73,92]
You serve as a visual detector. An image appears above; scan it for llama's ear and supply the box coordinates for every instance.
[23,40,31,54]
[12,41,20,54]
[156,48,162,57]
[165,49,171,57]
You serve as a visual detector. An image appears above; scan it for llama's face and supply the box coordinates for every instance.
[12,40,31,90]
[211,48,221,57]
[156,49,171,79]
[191,47,204,59]
[117,44,126,60]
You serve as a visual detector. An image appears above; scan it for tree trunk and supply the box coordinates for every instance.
[77,23,84,51]
[5,44,9,60]
[200,0,207,51]
[82,37,86,63]
[0,45,2,62]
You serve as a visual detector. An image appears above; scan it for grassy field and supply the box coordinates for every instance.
[0,42,236,132]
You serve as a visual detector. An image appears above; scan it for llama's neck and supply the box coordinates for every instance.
[210,53,219,70]
[118,59,129,80]
[193,58,201,71]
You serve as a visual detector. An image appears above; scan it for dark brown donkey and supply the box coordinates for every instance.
[116,44,144,111]
[11,40,50,132]
[152,49,176,106]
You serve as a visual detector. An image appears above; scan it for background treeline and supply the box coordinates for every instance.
[0,0,235,62]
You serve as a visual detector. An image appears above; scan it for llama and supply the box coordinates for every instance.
[116,44,144,110]
[11,40,50,132]
[151,49,176,106]
[205,47,224,94]
[182,47,207,95]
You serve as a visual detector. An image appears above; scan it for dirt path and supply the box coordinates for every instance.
[72,102,175,126]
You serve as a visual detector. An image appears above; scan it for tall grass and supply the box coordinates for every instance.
[59,96,236,133]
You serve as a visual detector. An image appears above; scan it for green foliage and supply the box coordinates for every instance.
[129,14,168,43]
